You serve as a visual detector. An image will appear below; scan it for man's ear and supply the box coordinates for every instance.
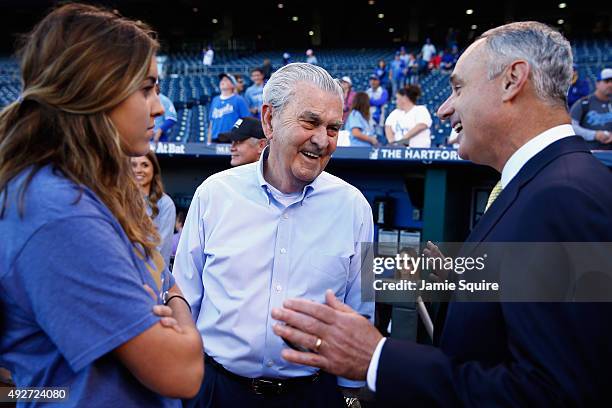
[257,138,267,154]
[261,104,274,141]
[501,60,530,102]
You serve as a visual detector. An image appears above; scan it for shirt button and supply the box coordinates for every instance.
[283,214,289,219]
[280,248,287,254]
[266,360,274,367]
[275,284,282,292]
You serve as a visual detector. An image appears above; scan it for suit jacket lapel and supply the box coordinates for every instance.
[466,136,590,244]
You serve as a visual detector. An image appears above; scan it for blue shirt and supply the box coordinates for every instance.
[209,94,250,141]
[244,83,264,118]
[0,166,178,407]
[345,110,374,147]
[148,193,176,270]
[154,94,178,130]
[567,78,590,109]
[374,66,389,86]
[390,59,406,81]
[173,149,374,387]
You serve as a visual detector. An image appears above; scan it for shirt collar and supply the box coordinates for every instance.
[501,124,574,188]
[256,146,317,205]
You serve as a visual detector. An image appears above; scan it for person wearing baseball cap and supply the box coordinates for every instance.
[339,76,355,122]
[567,64,590,108]
[207,72,250,144]
[570,68,612,149]
[218,117,267,166]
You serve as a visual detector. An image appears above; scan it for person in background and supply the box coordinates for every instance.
[430,51,443,72]
[570,68,612,149]
[207,72,250,143]
[406,53,419,84]
[172,210,186,258]
[153,83,177,143]
[440,46,459,73]
[0,4,203,405]
[218,117,267,166]
[245,67,265,118]
[306,48,318,65]
[389,52,406,99]
[261,58,274,80]
[366,74,389,142]
[339,76,356,123]
[282,52,292,66]
[131,151,176,269]
[421,37,437,65]
[203,45,214,67]
[399,46,410,65]
[567,64,590,109]
[374,59,390,94]
[385,85,432,147]
[234,74,245,95]
[345,92,378,147]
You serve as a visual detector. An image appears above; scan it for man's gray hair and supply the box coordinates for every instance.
[479,21,573,107]
[262,62,343,114]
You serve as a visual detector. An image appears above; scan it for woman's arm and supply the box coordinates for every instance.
[114,283,204,399]
[351,128,378,146]
[395,123,428,145]
[385,125,395,144]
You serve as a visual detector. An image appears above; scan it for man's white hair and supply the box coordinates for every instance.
[262,62,343,114]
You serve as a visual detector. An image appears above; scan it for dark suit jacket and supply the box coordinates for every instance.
[376,136,612,407]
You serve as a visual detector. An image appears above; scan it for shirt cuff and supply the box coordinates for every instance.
[337,378,365,388]
[366,337,387,392]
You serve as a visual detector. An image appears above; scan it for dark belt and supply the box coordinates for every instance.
[204,354,319,396]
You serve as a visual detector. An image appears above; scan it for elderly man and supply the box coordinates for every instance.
[174,63,374,407]
[218,117,267,166]
[272,22,612,406]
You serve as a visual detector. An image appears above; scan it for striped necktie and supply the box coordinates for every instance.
[485,181,503,212]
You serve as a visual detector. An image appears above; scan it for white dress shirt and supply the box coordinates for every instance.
[366,123,575,392]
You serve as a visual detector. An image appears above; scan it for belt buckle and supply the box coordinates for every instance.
[251,378,284,395]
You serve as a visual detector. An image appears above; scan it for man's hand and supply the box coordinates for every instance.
[595,130,612,144]
[271,290,383,380]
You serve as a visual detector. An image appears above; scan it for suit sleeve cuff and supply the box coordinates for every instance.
[366,337,387,392]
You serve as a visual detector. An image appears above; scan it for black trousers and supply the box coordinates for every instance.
[184,358,346,408]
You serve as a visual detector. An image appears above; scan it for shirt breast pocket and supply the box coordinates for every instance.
[308,253,350,298]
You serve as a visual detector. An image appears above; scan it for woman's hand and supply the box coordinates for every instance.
[143,284,183,333]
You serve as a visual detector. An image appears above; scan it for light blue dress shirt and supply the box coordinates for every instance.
[173,149,374,386]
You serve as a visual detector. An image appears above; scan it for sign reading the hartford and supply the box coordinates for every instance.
[367,147,462,162]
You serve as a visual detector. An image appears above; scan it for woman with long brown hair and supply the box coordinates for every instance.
[346,91,379,147]
[0,4,202,405]
[131,151,176,269]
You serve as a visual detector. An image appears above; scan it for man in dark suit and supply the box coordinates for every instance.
[270,21,612,406]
